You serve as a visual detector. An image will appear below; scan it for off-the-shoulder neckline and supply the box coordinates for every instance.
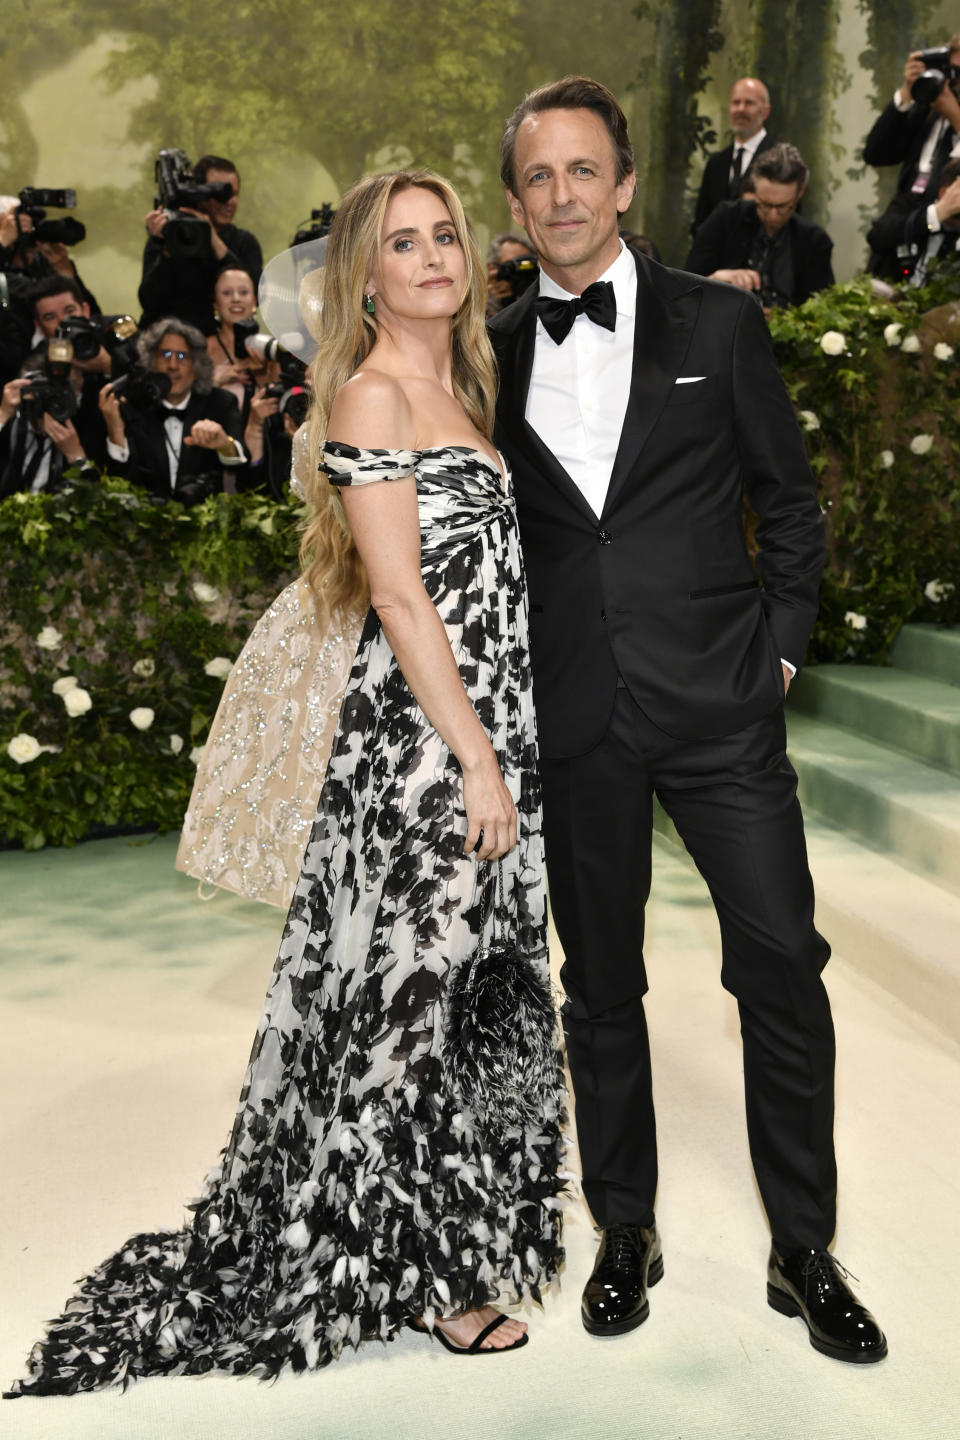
[325,442,507,491]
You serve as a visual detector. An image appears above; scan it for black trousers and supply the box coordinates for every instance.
[540,689,836,1251]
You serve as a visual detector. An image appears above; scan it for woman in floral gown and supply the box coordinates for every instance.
[9,170,565,1395]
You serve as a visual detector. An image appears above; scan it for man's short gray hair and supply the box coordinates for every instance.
[137,316,213,394]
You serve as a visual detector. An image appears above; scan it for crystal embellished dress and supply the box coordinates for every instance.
[9,444,565,1395]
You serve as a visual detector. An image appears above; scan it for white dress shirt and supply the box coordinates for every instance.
[526,242,636,518]
[730,127,767,186]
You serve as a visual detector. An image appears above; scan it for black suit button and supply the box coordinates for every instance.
[598,529,612,545]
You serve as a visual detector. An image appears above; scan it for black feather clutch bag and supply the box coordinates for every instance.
[443,860,558,1132]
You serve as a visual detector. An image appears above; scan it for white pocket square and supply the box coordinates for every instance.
[675,376,707,384]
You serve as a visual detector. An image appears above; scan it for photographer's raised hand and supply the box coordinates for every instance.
[184,418,236,455]
[144,208,169,240]
[900,52,927,105]
[40,414,85,464]
[97,382,126,445]
[0,377,30,427]
[35,241,74,277]
[179,208,229,263]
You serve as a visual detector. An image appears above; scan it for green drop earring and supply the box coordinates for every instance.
[363,293,376,315]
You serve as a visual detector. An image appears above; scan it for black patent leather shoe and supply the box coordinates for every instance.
[767,1247,887,1363]
[582,1222,663,1336]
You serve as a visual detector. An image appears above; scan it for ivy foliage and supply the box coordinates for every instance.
[0,480,300,850]
[766,272,960,661]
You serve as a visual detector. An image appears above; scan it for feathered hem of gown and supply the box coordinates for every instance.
[8,1079,568,1395]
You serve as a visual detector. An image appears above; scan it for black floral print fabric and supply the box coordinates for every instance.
[9,444,566,1395]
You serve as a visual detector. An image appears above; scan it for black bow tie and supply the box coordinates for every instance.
[162,406,185,423]
[536,280,617,345]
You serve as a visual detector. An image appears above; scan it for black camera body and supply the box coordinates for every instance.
[111,366,172,412]
[495,255,539,299]
[15,186,86,248]
[154,149,233,259]
[292,204,337,247]
[913,46,960,106]
[19,340,80,425]
[56,313,139,365]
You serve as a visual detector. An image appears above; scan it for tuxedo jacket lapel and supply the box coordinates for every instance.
[603,254,701,517]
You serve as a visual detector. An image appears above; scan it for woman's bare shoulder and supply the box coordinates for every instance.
[328,369,416,451]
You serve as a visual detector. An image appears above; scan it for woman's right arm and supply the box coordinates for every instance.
[328,372,516,861]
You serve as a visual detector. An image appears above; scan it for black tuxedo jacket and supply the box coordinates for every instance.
[692,134,777,234]
[863,99,952,192]
[489,251,825,757]
[115,387,243,505]
[685,200,835,304]
[139,224,263,336]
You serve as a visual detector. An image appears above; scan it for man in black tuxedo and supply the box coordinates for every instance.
[864,39,960,272]
[489,76,886,1363]
[686,145,834,307]
[868,156,960,284]
[99,316,244,505]
[692,77,775,235]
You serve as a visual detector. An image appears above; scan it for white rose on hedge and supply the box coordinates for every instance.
[7,733,42,764]
[883,322,903,346]
[879,450,895,469]
[190,745,205,765]
[820,331,846,355]
[169,734,184,755]
[192,581,220,604]
[204,656,233,679]
[798,410,820,431]
[129,707,155,731]
[63,687,93,717]
[925,579,955,603]
[36,625,63,650]
[910,433,934,455]
[844,611,868,630]
[132,657,155,678]
[51,675,79,696]
[933,341,955,361]
[900,333,921,353]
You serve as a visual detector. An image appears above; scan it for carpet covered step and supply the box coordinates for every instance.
[890,623,960,688]
[788,665,960,775]
[785,711,960,897]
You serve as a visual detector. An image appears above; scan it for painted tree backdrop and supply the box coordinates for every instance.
[2,0,958,309]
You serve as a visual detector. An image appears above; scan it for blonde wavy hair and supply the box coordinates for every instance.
[299,170,496,627]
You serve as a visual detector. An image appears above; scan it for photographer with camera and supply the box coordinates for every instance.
[864,37,960,269]
[0,192,100,384]
[485,232,538,316]
[238,334,309,500]
[868,155,960,285]
[684,144,834,310]
[0,337,108,498]
[139,154,263,336]
[98,317,245,506]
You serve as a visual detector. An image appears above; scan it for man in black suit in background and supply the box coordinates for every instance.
[99,317,244,505]
[692,77,774,235]
[686,144,834,307]
[489,75,886,1363]
[864,38,960,273]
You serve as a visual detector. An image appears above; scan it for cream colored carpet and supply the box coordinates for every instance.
[1,832,957,1440]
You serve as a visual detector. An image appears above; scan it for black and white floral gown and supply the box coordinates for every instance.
[10,444,566,1395]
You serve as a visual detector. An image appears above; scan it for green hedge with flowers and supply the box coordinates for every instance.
[3,275,960,849]
[1,481,300,850]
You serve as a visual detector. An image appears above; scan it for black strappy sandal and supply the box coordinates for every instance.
[406,1313,529,1355]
